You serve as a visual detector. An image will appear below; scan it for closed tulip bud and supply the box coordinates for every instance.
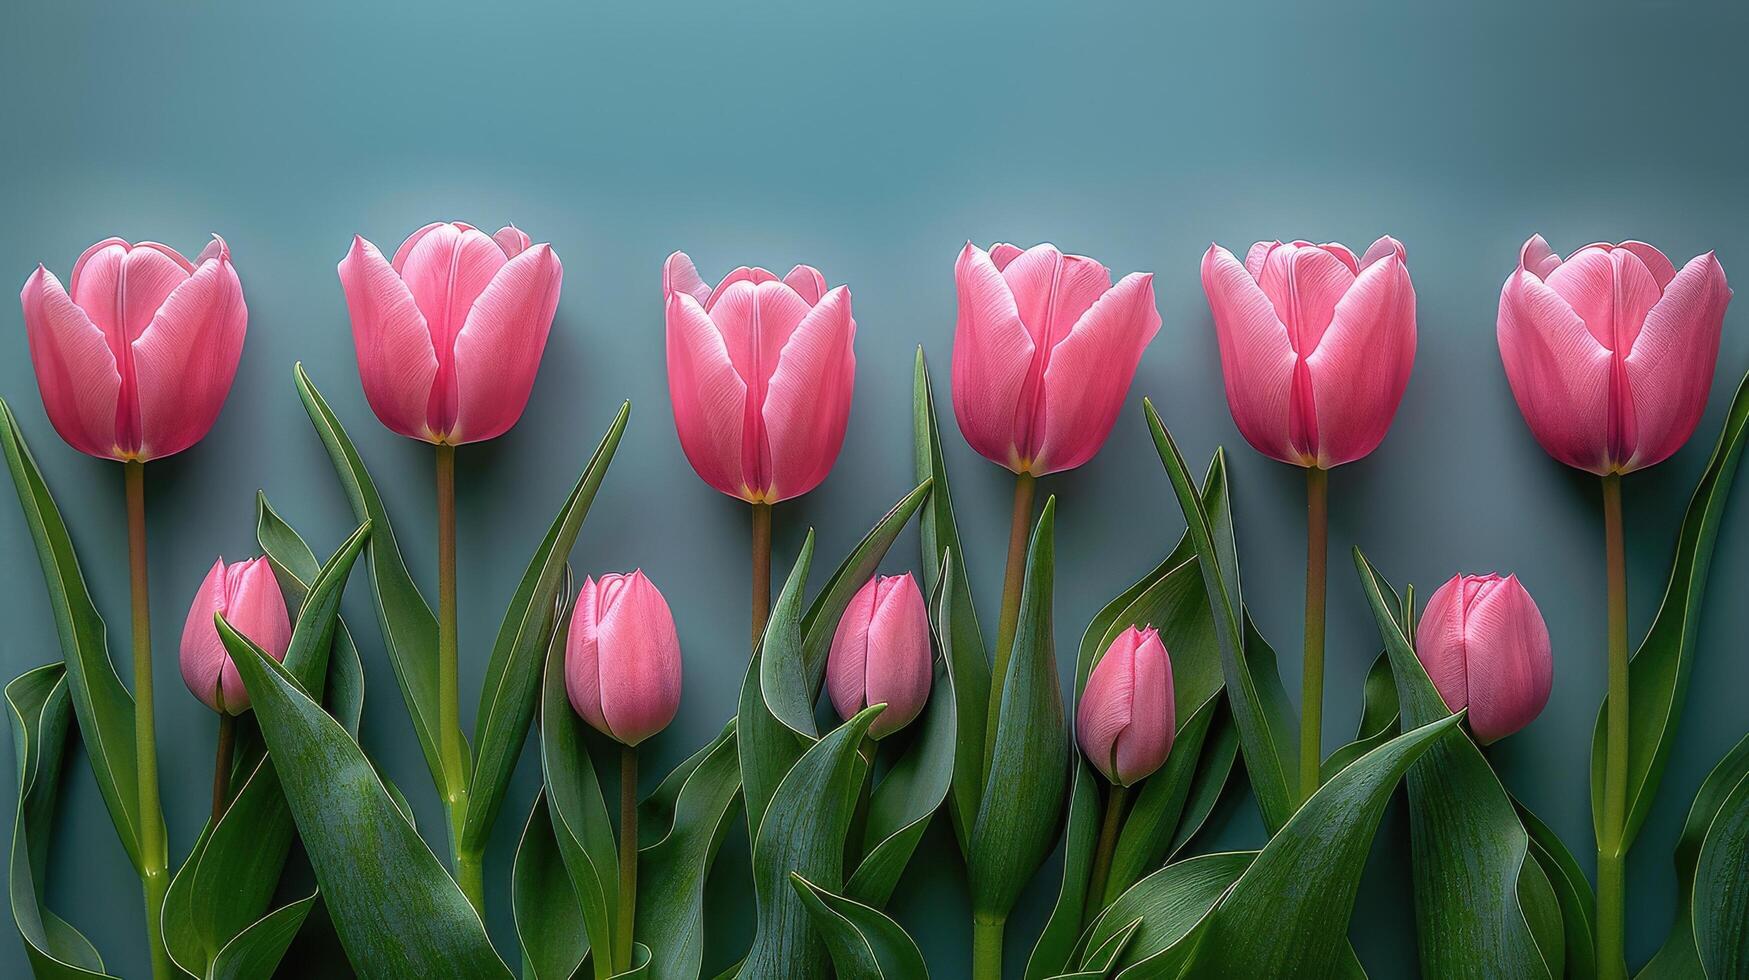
[20,235,247,462]
[951,243,1161,476]
[1497,236,1730,475]
[338,221,563,445]
[180,557,291,715]
[565,571,682,746]
[1201,238,1417,468]
[663,251,856,503]
[826,574,932,739]
[1415,573,1553,744]
[1077,626,1176,786]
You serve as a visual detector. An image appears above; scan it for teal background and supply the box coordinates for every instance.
[3,1,1748,976]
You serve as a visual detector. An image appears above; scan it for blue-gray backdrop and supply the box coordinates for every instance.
[3,2,1747,977]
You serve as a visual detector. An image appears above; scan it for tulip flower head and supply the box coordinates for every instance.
[1201,237,1417,469]
[180,557,292,715]
[951,242,1161,476]
[1077,626,1176,786]
[826,573,933,739]
[662,251,857,504]
[1497,236,1730,475]
[20,236,247,462]
[1415,573,1552,744]
[338,221,563,445]
[565,571,683,746]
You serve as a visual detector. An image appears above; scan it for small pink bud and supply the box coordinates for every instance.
[826,574,932,739]
[1415,573,1553,743]
[180,557,291,714]
[1077,626,1176,786]
[565,571,683,746]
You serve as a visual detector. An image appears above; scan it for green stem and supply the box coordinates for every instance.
[1084,782,1129,923]
[1300,465,1329,801]
[616,743,639,973]
[971,913,1005,980]
[125,461,171,980]
[211,711,237,823]
[1598,473,1629,980]
[984,471,1037,779]
[751,501,772,646]
[435,444,477,913]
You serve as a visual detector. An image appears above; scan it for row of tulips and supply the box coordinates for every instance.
[4,220,1744,980]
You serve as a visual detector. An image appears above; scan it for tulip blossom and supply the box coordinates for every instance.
[951,242,1161,476]
[1497,236,1731,475]
[662,251,856,504]
[566,571,683,746]
[338,221,563,445]
[20,235,247,462]
[1200,237,1416,469]
[1415,573,1552,744]
[1077,626,1176,786]
[826,573,933,739]
[180,557,292,715]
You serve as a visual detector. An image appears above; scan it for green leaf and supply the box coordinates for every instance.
[968,498,1069,920]
[740,533,815,843]
[1354,550,1559,979]
[609,944,654,980]
[1079,851,1254,977]
[1515,797,1597,980]
[634,722,742,980]
[1694,758,1749,978]
[914,350,991,854]
[538,587,621,980]
[1166,704,1239,860]
[464,401,630,853]
[0,399,146,873]
[1072,916,1144,978]
[1104,697,1220,904]
[1145,401,1299,834]
[513,789,587,980]
[204,896,315,980]
[1638,732,1749,979]
[790,872,930,980]
[221,619,511,979]
[758,532,819,741]
[7,663,118,978]
[1023,757,1101,980]
[1592,367,1749,853]
[1322,651,1400,780]
[1184,712,1464,977]
[294,363,451,797]
[741,706,884,979]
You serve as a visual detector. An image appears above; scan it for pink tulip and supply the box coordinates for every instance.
[1077,626,1175,786]
[565,571,682,746]
[1497,236,1730,475]
[826,573,933,739]
[1415,573,1552,744]
[338,221,563,445]
[180,557,292,715]
[951,243,1161,476]
[20,236,247,462]
[1201,238,1417,468]
[662,252,856,503]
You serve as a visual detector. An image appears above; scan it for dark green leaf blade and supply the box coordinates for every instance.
[205,896,315,980]
[1516,797,1598,980]
[514,789,588,980]
[798,481,932,688]
[759,532,819,741]
[1022,758,1100,980]
[1639,732,1749,978]
[634,723,742,980]
[1078,851,1254,977]
[740,533,815,843]
[1693,764,1749,977]
[790,872,930,980]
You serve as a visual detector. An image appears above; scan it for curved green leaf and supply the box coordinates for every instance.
[1322,651,1400,780]
[757,531,818,742]
[464,401,630,853]
[1103,698,1219,905]
[513,789,587,980]
[1071,916,1144,978]
[1694,763,1749,978]
[1515,798,1597,980]
[634,722,742,980]
[221,620,510,979]
[1024,757,1102,980]
[798,481,932,690]
[608,943,653,980]
[205,896,315,980]
[1079,851,1254,977]
[0,399,145,873]
[741,706,883,979]
[1591,368,1749,852]
[968,498,1068,920]
[790,873,929,980]
[7,663,118,978]
[1639,732,1749,979]
[740,533,815,843]
[1166,704,1239,861]
[1355,551,1558,979]
[294,363,451,797]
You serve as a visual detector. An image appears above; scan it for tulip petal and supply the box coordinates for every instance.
[566,580,609,734]
[1077,635,1137,784]
[951,243,1035,470]
[1358,236,1406,271]
[1621,252,1731,471]
[1518,235,1562,281]
[20,266,122,458]
[180,559,231,714]
[1202,245,1298,465]
[595,573,682,745]
[338,236,440,441]
[1617,241,1677,290]
[1000,244,1114,350]
[1256,243,1357,355]
[663,250,713,307]
[1497,266,1614,473]
[989,242,1025,271]
[827,580,878,724]
[783,265,827,306]
[1415,575,1471,715]
[1303,252,1416,467]
[390,221,455,272]
[1463,577,1552,744]
[666,292,750,499]
[862,577,932,738]
[449,243,563,444]
[69,239,193,345]
[1113,633,1174,785]
[1544,246,1663,354]
[1319,241,1361,275]
[492,225,533,258]
[130,243,248,460]
[761,285,856,502]
[1243,241,1279,279]
[705,266,780,311]
[1030,272,1161,474]
[218,558,292,712]
[397,223,508,374]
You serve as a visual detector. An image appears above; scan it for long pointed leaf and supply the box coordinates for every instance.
[1638,732,1749,979]
[514,789,587,980]
[634,723,742,980]
[790,873,930,980]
